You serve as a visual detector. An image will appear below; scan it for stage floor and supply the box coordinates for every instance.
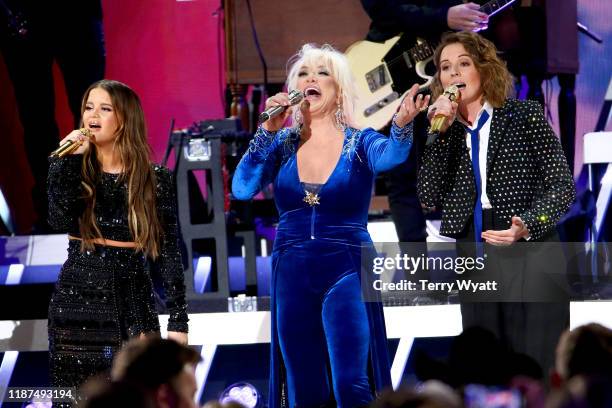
[1,226,611,401]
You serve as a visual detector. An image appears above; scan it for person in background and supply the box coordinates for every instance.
[112,337,201,408]
[80,377,156,408]
[553,323,612,385]
[0,0,105,232]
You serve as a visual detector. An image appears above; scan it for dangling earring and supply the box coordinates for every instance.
[334,103,346,131]
[295,109,302,125]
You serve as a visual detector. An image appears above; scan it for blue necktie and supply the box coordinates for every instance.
[466,110,490,245]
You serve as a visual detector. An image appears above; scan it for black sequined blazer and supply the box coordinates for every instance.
[418,99,576,241]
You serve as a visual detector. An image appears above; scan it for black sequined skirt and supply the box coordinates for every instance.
[48,240,160,400]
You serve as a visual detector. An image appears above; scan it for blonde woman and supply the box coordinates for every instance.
[233,44,428,408]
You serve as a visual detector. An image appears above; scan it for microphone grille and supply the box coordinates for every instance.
[288,89,304,104]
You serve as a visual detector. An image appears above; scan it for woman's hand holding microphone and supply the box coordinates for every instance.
[262,91,312,138]
[427,93,459,134]
[262,93,296,132]
[52,128,92,157]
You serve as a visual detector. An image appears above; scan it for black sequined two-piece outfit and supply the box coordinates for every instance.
[47,154,189,402]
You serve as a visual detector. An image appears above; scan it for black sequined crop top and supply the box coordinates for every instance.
[47,154,189,332]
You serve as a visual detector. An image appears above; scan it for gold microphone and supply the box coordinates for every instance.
[50,128,92,158]
[428,84,463,134]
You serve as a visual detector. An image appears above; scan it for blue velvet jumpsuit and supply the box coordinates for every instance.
[232,122,413,408]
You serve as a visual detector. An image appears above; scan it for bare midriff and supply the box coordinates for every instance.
[68,235,138,249]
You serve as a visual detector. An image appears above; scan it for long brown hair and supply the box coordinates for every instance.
[79,80,162,258]
[430,31,514,108]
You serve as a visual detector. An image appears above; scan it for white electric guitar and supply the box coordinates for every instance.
[345,0,516,129]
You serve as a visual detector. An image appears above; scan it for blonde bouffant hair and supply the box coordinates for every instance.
[285,43,357,128]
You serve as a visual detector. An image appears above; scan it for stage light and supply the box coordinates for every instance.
[25,402,51,408]
[185,139,211,161]
[219,382,262,408]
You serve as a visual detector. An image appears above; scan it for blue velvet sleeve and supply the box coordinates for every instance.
[232,126,282,200]
[360,118,413,174]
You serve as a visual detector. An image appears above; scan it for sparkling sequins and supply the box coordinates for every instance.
[418,99,575,240]
[390,114,415,142]
[47,159,189,392]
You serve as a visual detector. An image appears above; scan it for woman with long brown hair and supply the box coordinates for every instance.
[47,79,188,398]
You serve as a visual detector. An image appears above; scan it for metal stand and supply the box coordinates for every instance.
[584,75,612,284]
[169,119,252,311]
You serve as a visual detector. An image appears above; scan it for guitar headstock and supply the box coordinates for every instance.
[480,0,517,18]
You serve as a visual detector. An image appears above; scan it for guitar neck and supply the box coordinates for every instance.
[397,0,516,64]
[480,0,516,17]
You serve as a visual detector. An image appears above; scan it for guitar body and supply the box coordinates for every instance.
[346,0,516,130]
[346,36,434,129]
